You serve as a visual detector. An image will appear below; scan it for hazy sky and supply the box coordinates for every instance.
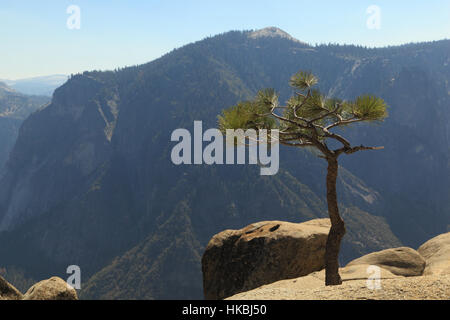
[1,0,449,79]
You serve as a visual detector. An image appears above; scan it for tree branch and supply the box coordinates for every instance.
[335,145,384,156]
[322,128,351,148]
[293,89,311,121]
[326,117,363,130]
[308,103,340,124]
[280,141,314,148]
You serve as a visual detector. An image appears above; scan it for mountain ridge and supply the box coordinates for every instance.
[0,29,448,299]
[0,74,68,96]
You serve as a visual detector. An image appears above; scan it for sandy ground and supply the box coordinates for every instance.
[227,274,450,300]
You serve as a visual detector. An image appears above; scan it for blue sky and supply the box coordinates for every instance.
[1,0,449,79]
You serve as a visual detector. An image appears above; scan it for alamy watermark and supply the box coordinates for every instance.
[170,121,279,175]
[366,265,382,290]
[66,5,81,30]
[66,265,81,289]
[366,5,381,30]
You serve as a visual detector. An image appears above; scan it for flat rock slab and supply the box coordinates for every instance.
[228,263,398,295]
[227,275,450,300]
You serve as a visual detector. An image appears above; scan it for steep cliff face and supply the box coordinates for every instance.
[0,117,21,170]
[0,75,117,230]
[0,29,448,299]
[0,82,49,170]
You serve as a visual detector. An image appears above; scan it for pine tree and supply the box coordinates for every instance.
[218,70,388,285]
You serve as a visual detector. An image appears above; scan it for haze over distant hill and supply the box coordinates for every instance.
[0,27,448,299]
[0,75,68,96]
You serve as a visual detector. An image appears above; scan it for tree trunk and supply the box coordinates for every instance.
[325,157,346,285]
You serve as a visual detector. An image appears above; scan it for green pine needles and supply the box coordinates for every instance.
[219,70,388,157]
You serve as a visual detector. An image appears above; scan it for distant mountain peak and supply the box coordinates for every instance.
[248,27,305,44]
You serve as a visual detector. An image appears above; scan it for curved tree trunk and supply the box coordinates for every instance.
[325,157,346,285]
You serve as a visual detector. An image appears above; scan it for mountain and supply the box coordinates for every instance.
[1,75,68,96]
[0,82,50,169]
[0,28,448,299]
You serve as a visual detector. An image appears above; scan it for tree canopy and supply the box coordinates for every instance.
[219,71,388,159]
